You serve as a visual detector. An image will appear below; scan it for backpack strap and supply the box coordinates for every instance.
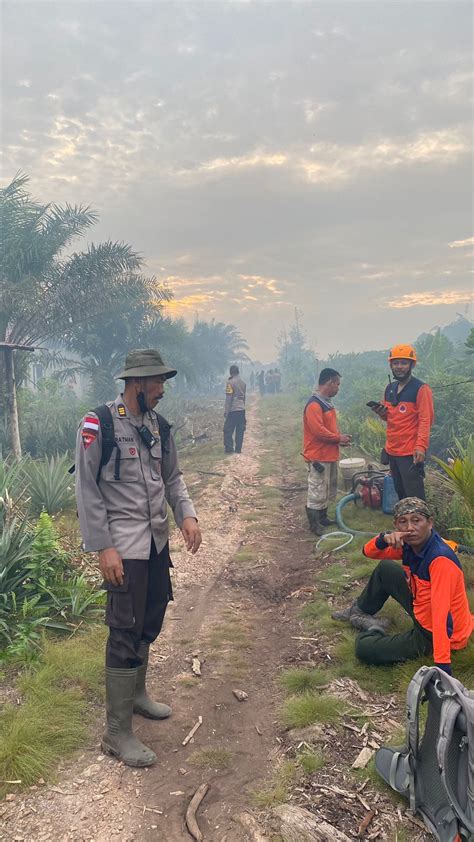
[406,666,438,754]
[436,678,474,835]
[405,665,439,812]
[93,404,121,482]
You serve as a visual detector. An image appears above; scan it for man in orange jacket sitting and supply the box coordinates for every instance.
[303,368,351,535]
[332,497,473,675]
[370,344,434,501]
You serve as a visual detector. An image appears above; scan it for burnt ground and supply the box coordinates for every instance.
[1,397,429,842]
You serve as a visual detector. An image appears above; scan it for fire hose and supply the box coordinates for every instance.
[335,493,374,536]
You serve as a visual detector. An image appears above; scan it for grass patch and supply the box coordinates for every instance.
[314,562,354,595]
[339,500,393,535]
[235,547,254,563]
[301,597,337,633]
[19,626,106,699]
[0,625,105,795]
[259,452,274,479]
[333,632,399,694]
[241,512,260,522]
[259,485,281,501]
[0,686,88,793]
[253,760,300,807]
[282,692,346,728]
[188,746,232,770]
[349,560,378,580]
[392,640,474,692]
[297,748,325,775]
[279,667,333,694]
[207,620,250,650]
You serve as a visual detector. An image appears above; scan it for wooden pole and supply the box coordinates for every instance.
[4,348,22,459]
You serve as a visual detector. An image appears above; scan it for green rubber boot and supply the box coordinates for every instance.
[305,506,325,536]
[102,667,157,767]
[134,643,172,720]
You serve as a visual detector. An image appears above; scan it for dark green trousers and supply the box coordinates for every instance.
[355,558,433,666]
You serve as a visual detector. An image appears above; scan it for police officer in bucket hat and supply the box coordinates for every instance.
[75,349,202,767]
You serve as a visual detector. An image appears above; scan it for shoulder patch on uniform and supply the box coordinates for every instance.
[81,430,97,449]
[226,383,234,394]
[83,414,99,432]
[117,403,127,417]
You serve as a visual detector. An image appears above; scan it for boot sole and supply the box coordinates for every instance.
[101,740,157,767]
[133,706,172,720]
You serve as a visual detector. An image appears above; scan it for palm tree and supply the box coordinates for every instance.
[190,319,250,389]
[0,173,168,453]
[54,279,171,404]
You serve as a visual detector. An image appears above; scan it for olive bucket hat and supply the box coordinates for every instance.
[116,349,177,380]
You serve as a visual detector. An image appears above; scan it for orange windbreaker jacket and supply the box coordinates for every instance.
[383,377,434,456]
[303,395,341,463]
[363,531,473,667]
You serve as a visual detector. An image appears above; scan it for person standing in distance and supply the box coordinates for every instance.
[303,368,351,535]
[223,364,247,454]
[75,349,202,768]
[370,344,434,500]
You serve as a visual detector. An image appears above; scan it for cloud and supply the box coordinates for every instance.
[169,126,470,188]
[238,274,286,294]
[448,236,474,248]
[176,152,288,177]
[165,292,224,314]
[385,289,473,309]
[157,269,292,322]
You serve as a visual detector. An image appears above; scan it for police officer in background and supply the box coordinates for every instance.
[75,349,201,768]
[223,364,247,453]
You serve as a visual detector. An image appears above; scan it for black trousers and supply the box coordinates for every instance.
[355,558,432,665]
[104,541,173,669]
[389,454,426,500]
[223,410,246,453]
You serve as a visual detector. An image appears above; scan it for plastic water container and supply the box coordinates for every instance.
[382,474,399,515]
[339,457,366,490]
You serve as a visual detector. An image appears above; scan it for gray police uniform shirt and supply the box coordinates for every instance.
[75,396,197,559]
[224,376,246,414]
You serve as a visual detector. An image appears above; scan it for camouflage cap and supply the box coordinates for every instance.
[393,497,432,519]
[116,349,177,380]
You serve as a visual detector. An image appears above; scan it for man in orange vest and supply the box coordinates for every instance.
[303,368,352,535]
[370,344,434,501]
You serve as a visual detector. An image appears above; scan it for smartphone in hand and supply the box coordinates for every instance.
[366,401,383,410]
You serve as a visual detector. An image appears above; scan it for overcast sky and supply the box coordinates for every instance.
[2,1,473,361]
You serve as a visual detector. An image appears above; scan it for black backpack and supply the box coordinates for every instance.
[70,403,172,482]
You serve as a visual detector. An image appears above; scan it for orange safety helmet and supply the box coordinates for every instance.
[388,344,417,363]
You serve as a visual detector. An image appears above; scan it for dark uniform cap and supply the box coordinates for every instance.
[393,497,432,519]
[116,349,177,380]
